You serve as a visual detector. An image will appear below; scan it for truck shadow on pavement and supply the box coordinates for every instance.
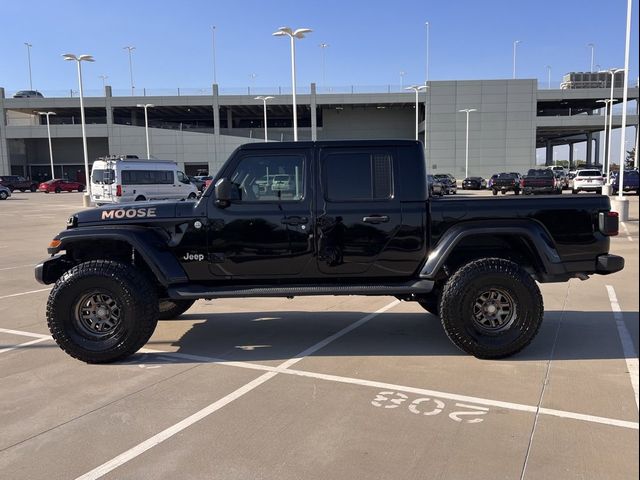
[127,309,639,364]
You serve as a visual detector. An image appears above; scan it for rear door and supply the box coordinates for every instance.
[316,146,402,276]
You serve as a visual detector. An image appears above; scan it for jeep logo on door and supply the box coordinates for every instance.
[101,208,157,220]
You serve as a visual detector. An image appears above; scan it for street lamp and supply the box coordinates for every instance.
[255,96,275,142]
[513,40,521,79]
[399,70,406,90]
[273,26,312,142]
[459,108,477,178]
[211,26,217,84]
[546,65,552,89]
[587,43,595,72]
[136,104,154,158]
[319,43,329,91]
[37,111,56,179]
[24,42,33,90]
[123,46,136,96]
[615,0,632,212]
[62,53,94,207]
[249,73,257,94]
[597,99,615,174]
[99,74,108,89]
[605,68,624,184]
[405,85,428,141]
[425,21,430,82]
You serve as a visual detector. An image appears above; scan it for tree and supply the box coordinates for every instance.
[626,146,637,169]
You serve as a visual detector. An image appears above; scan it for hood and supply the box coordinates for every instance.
[69,201,183,227]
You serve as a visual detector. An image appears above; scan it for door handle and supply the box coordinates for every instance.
[362,215,389,224]
[281,216,309,226]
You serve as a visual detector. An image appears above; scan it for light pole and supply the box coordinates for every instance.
[606,68,624,184]
[425,21,430,82]
[405,85,428,141]
[24,42,33,90]
[99,74,108,90]
[546,65,552,89]
[512,40,521,79]
[459,108,477,178]
[614,0,632,215]
[37,111,56,179]
[136,104,154,158]
[248,73,257,94]
[399,70,406,90]
[597,99,615,173]
[62,53,94,207]
[273,26,312,142]
[211,25,217,85]
[123,46,135,96]
[255,96,275,142]
[587,43,595,72]
[319,43,329,91]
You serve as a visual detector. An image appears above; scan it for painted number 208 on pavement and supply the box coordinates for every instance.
[371,391,490,424]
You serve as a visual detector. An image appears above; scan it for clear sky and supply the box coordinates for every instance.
[0,0,638,93]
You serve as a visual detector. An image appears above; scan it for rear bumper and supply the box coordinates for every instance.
[596,254,625,275]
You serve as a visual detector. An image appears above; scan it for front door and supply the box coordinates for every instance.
[316,146,402,277]
[207,148,314,278]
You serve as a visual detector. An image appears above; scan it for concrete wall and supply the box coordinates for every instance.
[426,80,536,178]
[319,106,414,140]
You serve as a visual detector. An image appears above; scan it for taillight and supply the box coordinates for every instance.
[116,185,122,197]
[599,211,619,236]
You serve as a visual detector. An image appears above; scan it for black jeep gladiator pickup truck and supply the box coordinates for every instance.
[35,140,624,363]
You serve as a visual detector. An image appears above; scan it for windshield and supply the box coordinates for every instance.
[577,170,601,177]
[526,170,553,177]
[92,169,115,185]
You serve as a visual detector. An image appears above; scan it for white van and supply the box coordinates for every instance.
[90,157,198,204]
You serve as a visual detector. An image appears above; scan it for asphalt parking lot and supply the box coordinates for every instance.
[0,189,638,480]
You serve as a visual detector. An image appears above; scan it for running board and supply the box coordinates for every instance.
[168,280,434,300]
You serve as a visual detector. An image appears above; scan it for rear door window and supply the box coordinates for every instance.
[322,149,393,201]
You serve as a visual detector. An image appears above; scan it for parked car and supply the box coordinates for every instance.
[570,169,604,194]
[39,179,85,193]
[427,175,444,196]
[0,175,39,192]
[554,171,569,190]
[0,185,11,200]
[522,169,560,195]
[13,90,44,98]
[462,176,487,190]
[488,174,499,189]
[188,176,206,192]
[492,173,522,195]
[433,174,457,194]
[611,170,640,195]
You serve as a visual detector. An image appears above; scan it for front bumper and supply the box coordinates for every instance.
[35,254,72,285]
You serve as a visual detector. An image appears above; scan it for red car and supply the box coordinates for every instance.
[38,179,85,193]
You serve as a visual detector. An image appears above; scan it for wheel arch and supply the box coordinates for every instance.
[420,220,562,281]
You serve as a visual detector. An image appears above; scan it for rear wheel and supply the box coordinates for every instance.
[572,189,578,194]
[492,189,498,196]
[158,299,196,320]
[19,188,26,192]
[439,258,544,359]
[54,187,61,193]
[46,260,159,363]
[187,193,197,200]
[78,185,85,192]
[135,195,146,202]
[0,191,8,200]
[514,189,520,195]
[30,184,37,192]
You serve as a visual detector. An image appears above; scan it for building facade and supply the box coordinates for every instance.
[0,79,637,182]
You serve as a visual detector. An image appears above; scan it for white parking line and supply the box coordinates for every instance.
[137,347,639,431]
[0,264,36,271]
[0,327,51,339]
[620,222,634,242]
[0,336,51,355]
[75,300,400,480]
[606,285,639,410]
[0,287,51,300]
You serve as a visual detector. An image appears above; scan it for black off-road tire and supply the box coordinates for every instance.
[158,299,195,320]
[46,260,159,363]
[439,258,543,359]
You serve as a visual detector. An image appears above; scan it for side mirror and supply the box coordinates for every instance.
[214,178,233,207]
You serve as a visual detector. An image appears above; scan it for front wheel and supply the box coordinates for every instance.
[514,189,520,195]
[492,189,498,196]
[0,191,8,200]
[54,188,61,193]
[30,185,37,192]
[439,258,544,359]
[572,189,578,194]
[158,299,196,320]
[46,260,159,363]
